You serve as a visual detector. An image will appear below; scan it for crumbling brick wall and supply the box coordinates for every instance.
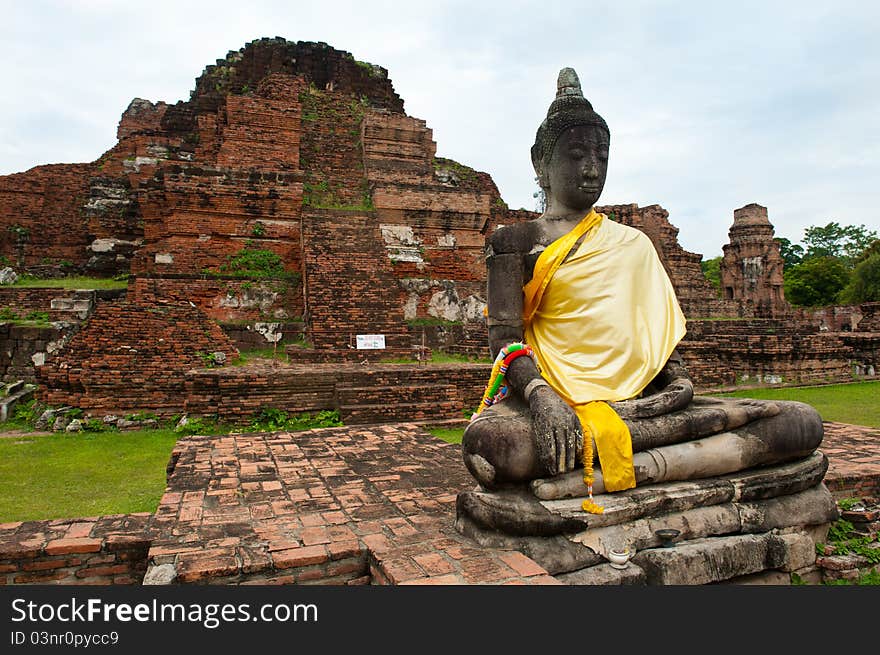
[680,318,856,388]
[0,515,152,585]
[36,302,237,415]
[0,323,69,383]
[0,165,94,269]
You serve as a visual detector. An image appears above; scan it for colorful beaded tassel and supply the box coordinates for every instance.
[471,342,534,420]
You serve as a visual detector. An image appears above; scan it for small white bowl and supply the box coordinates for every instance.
[608,548,631,569]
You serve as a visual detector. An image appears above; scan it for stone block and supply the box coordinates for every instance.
[632,533,781,585]
[142,563,177,585]
[771,532,816,572]
[556,562,646,586]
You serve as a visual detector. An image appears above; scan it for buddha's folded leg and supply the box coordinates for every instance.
[627,396,781,451]
[531,400,823,500]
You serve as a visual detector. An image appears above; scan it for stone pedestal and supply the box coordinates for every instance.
[455,452,838,584]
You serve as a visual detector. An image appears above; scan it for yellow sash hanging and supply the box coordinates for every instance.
[523,208,603,325]
[576,401,635,493]
[522,209,636,493]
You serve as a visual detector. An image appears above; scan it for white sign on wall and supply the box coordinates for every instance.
[356,334,386,350]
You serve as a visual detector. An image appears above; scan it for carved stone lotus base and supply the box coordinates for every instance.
[455,452,838,584]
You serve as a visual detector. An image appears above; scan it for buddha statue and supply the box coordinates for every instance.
[461,67,824,507]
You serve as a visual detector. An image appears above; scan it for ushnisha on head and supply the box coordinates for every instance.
[531,68,610,193]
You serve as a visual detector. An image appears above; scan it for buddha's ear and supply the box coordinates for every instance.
[535,168,549,191]
[531,144,549,189]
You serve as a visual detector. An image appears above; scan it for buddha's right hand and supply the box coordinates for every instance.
[528,385,583,475]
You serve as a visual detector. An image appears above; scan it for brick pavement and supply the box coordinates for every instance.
[821,421,880,499]
[148,424,560,585]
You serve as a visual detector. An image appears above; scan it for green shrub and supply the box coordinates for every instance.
[818,517,880,565]
[248,408,342,432]
[215,246,291,279]
[173,416,216,435]
[25,311,49,323]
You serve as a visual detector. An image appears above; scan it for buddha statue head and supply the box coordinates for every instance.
[532,68,610,212]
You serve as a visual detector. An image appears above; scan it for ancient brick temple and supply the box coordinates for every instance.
[0,38,734,351]
[720,203,787,317]
[0,37,877,410]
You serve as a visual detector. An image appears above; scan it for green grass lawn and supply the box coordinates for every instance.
[0,429,179,522]
[426,426,465,444]
[380,352,492,365]
[714,380,880,428]
[232,347,290,365]
[12,276,128,290]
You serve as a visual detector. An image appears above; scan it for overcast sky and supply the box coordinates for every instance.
[2,0,878,258]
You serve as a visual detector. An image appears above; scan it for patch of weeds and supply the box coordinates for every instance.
[124,411,157,422]
[10,399,40,426]
[211,245,294,280]
[406,317,462,327]
[196,351,223,368]
[248,408,342,432]
[173,416,217,435]
[789,572,808,585]
[433,157,478,185]
[82,418,108,433]
[25,311,49,323]
[837,497,862,511]
[817,518,880,565]
[251,221,266,237]
[824,569,880,586]
[0,308,20,321]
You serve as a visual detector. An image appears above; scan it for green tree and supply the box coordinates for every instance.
[784,256,851,306]
[700,256,722,296]
[801,222,878,264]
[839,248,880,304]
[774,237,804,269]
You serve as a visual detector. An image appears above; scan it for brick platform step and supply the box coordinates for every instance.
[337,383,458,406]
[286,346,430,363]
[340,399,462,424]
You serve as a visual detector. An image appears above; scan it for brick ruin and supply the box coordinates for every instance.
[720,203,787,317]
[1,37,878,590]
[0,37,877,416]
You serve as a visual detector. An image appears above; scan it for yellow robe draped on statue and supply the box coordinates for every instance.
[523,210,687,491]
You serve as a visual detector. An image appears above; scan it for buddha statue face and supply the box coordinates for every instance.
[544,123,609,214]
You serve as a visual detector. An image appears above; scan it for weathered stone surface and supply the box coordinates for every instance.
[458,454,829,537]
[727,451,828,502]
[736,482,837,533]
[772,532,819,572]
[454,514,602,575]
[142,563,176,585]
[718,569,793,585]
[632,532,784,585]
[556,561,646,586]
[542,478,734,529]
[570,504,742,555]
[457,487,589,537]
[0,267,17,285]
